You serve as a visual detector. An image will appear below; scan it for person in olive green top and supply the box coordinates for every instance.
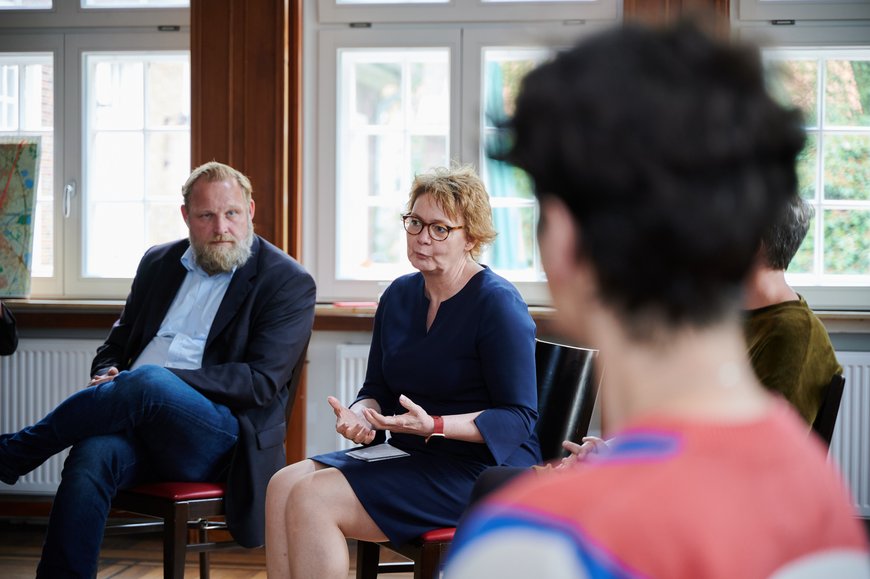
[743,197,841,425]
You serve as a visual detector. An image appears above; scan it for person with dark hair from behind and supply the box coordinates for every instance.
[446,22,869,578]
[468,198,845,504]
[744,196,842,425]
[0,161,316,578]
[0,299,18,356]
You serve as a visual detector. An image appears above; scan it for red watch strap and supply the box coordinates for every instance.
[426,415,444,443]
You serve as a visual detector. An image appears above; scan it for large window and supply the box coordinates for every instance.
[335,46,451,282]
[479,47,550,282]
[310,11,613,302]
[83,50,190,279]
[0,1,189,298]
[736,22,870,309]
[765,50,870,288]
[0,51,54,279]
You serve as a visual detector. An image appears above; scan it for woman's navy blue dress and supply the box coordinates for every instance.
[312,267,540,545]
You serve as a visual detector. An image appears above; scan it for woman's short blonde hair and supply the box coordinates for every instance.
[406,165,497,259]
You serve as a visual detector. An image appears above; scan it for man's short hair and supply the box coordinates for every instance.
[761,196,814,271]
[182,161,253,207]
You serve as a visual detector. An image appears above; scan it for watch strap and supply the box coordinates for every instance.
[426,415,445,443]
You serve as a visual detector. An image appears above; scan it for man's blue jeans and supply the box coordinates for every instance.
[0,364,239,579]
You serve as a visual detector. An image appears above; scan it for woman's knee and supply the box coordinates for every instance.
[289,467,358,520]
[267,460,316,505]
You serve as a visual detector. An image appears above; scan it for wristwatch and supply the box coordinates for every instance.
[426,415,445,443]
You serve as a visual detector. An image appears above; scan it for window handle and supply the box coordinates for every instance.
[63,180,76,218]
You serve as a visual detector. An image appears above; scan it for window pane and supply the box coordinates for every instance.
[823,208,870,275]
[82,0,187,7]
[823,134,870,201]
[87,201,143,277]
[482,47,548,279]
[91,58,145,130]
[766,58,818,127]
[787,213,815,274]
[766,49,870,287]
[336,0,445,4]
[483,0,594,3]
[481,205,537,278]
[825,59,870,127]
[336,48,449,280]
[0,53,54,278]
[796,132,818,200]
[83,51,189,278]
[0,0,52,9]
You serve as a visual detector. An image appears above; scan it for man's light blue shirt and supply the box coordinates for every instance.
[132,246,234,370]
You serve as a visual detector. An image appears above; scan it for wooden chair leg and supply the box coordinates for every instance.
[417,541,443,579]
[165,503,188,579]
[355,540,381,579]
[199,521,210,579]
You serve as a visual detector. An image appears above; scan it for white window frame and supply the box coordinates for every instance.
[63,31,189,298]
[315,27,463,301]
[0,3,189,299]
[735,22,870,310]
[0,0,188,28]
[735,0,870,22]
[461,25,600,305]
[0,34,64,298]
[318,0,618,25]
[306,8,611,304]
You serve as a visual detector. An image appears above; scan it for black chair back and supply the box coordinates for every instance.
[811,374,845,449]
[534,338,600,461]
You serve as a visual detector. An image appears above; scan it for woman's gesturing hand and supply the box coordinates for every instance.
[328,396,377,445]
[554,436,609,470]
[363,394,435,437]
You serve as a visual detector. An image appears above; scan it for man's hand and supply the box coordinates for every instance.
[87,367,119,387]
[363,394,434,437]
[328,396,377,445]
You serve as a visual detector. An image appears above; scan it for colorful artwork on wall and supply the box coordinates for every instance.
[0,138,41,298]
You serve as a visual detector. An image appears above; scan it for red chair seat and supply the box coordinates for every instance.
[126,482,226,501]
[419,527,455,543]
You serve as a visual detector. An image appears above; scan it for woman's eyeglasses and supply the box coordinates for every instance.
[402,214,464,241]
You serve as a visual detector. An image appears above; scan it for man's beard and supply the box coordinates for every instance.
[191,218,255,275]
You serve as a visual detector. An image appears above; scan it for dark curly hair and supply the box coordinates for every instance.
[498,22,806,333]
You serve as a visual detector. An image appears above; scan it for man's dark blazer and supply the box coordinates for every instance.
[91,235,316,547]
[0,303,18,356]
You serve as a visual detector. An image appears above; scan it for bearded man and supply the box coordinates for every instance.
[0,162,316,578]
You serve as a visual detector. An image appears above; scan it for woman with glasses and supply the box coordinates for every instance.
[265,165,540,578]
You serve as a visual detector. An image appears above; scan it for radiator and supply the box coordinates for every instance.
[832,351,870,517]
[335,344,371,450]
[0,338,103,494]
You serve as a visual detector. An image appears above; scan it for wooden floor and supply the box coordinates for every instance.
[0,520,414,578]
